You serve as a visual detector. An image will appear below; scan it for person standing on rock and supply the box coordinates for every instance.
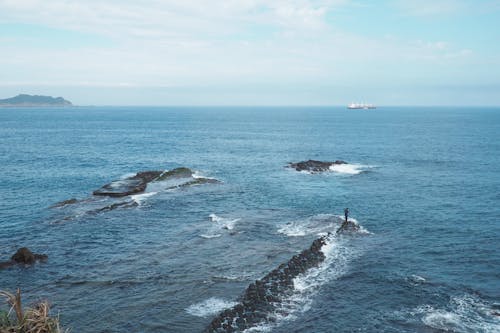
[336,208,350,234]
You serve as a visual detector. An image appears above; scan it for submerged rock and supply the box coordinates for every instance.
[50,198,79,208]
[0,247,48,269]
[204,235,329,332]
[288,159,347,173]
[11,247,48,264]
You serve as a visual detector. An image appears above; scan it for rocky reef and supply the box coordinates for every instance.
[91,168,210,197]
[93,171,164,197]
[288,159,347,173]
[50,167,221,217]
[0,248,48,269]
[204,236,329,332]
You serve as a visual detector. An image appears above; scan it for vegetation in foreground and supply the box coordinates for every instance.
[0,289,65,333]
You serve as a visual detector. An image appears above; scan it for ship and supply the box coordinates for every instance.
[347,102,376,109]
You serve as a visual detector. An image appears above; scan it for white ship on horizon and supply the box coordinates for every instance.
[347,102,376,109]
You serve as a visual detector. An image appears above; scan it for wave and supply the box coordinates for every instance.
[186,297,238,318]
[329,163,373,175]
[278,214,370,237]
[200,233,222,239]
[402,295,500,333]
[209,213,240,230]
[130,191,158,205]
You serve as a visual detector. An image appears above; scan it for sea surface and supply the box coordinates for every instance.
[0,106,499,333]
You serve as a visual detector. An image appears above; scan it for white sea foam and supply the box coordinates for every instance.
[209,213,240,230]
[407,295,500,333]
[329,163,372,175]
[199,214,241,239]
[186,297,238,317]
[278,214,370,237]
[119,172,137,179]
[193,170,217,180]
[130,191,158,205]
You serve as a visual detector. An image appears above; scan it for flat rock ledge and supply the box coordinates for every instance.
[288,159,347,173]
[204,235,329,332]
[91,167,214,197]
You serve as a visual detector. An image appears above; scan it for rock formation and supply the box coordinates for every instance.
[204,236,329,332]
[0,248,48,269]
[288,159,347,173]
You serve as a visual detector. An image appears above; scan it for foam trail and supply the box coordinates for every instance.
[130,191,158,205]
[209,213,240,230]
[329,163,368,175]
[278,214,370,237]
[187,298,238,318]
[416,295,500,333]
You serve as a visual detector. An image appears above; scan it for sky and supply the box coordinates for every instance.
[0,0,499,106]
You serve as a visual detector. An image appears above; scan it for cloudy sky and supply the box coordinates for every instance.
[0,0,499,105]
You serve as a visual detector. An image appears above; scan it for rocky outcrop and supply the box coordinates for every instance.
[50,168,222,219]
[93,171,164,197]
[288,159,347,173]
[92,168,220,197]
[0,248,48,269]
[204,236,329,332]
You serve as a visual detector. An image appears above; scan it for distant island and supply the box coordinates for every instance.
[0,94,72,107]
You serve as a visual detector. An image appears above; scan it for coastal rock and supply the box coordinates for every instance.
[50,198,79,208]
[51,167,221,218]
[92,168,194,197]
[11,247,48,264]
[0,247,48,269]
[93,170,164,197]
[204,234,330,332]
[288,159,347,173]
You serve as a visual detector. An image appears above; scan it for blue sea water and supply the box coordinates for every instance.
[0,106,499,333]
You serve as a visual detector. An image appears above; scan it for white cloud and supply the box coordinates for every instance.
[0,0,497,105]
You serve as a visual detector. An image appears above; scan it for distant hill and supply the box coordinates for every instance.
[0,94,72,107]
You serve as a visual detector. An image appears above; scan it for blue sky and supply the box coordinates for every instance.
[0,0,499,106]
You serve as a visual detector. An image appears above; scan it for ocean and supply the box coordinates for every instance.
[0,106,499,332]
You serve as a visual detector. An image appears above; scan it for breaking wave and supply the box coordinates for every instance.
[329,163,372,175]
[209,213,240,230]
[186,297,238,318]
[130,191,158,205]
[277,214,369,237]
[200,214,240,239]
[403,295,500,333]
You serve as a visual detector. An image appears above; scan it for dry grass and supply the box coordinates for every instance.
[0,289,65,333]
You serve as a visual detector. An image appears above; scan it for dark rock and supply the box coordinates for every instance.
[93,171,163,197]
[50,198,78,208]
[91,167,214,198]
[205,234,330,332]
[288,159,347,173]
[0,261,14,269]
[11,247,36,264]
[3,247,48,267]
[155,167,193,180]
[91,200,139,213]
